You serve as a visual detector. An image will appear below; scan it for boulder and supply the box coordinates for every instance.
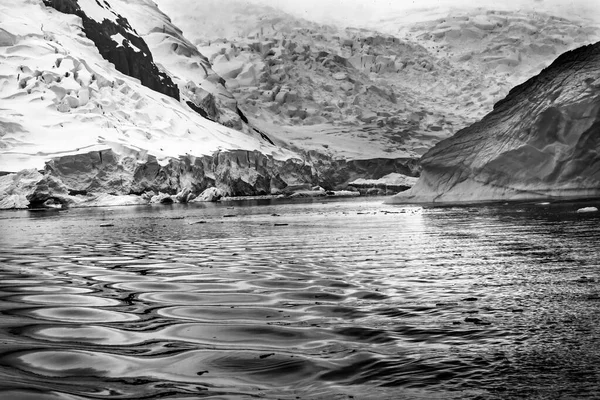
[340,81,354,92]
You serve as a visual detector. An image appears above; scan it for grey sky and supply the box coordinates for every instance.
[247,0,600,26]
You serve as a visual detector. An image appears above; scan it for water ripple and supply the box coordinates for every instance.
[0,199,599,399]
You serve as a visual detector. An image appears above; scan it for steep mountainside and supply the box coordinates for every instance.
[389,41,600,203]
[157,0,484,160]
[0,0,278,172]
[0,0,316,208]
[0,0,421,209]
[155,0,599,161]
[95,0,249,130]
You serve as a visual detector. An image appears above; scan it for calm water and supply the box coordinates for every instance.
[0,198,599,399]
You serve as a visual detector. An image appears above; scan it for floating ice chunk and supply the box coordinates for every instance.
[577,207,598,213]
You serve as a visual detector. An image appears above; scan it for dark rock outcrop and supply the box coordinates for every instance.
[390,41,600,204]
[43,0,179,100]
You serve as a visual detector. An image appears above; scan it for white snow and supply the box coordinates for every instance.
[0,0,298,173]
[110,33,126,46]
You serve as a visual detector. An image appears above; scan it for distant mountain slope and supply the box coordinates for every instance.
[155,0,600,161]
[389,41,600,203]
[400,9,600,107]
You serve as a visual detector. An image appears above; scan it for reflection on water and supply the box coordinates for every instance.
[0,198,599,399]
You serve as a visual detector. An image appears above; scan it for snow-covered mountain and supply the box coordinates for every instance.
[157,0,600,159]
[1,0,598,208]
[389,41,600,203]
[0,0,285,172]
[0,0,305,208]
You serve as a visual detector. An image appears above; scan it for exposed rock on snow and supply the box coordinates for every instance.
[43,0,179,100]
[104,0,249,130]
[389,42,600,204]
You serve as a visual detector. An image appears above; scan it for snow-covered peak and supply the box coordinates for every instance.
[0,0,291,173]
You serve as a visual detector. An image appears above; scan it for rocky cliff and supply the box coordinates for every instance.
[389,41,600,204]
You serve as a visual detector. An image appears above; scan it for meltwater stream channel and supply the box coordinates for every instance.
[0,197,599,399]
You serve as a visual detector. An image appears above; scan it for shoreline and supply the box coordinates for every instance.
[4,193,600,214]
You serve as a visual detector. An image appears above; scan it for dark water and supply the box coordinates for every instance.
[0,198,599,399]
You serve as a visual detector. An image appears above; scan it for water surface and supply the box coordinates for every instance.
[0,198,599,399]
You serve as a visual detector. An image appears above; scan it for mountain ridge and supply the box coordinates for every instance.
[159,0,599,161]
[389,40,600,203]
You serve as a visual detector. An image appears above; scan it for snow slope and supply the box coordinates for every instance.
[104,0,248,130]
[0,0,288,173]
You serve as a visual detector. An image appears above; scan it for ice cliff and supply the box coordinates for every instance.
[389,41,600,203]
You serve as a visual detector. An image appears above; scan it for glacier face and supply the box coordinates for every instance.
[389,41,600,204]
